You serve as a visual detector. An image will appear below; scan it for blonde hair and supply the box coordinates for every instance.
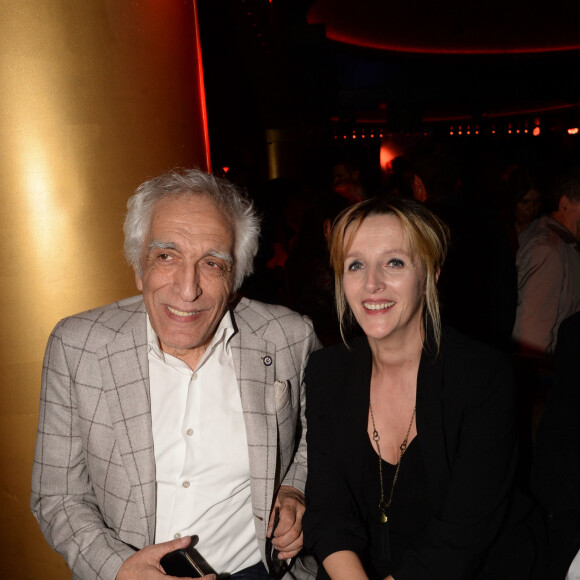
[329,197,450,348]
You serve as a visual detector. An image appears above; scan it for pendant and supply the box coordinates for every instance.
[378,500,388,523]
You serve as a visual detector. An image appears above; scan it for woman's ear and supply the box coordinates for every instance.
[323,218,332,243]
[435,267,441,283]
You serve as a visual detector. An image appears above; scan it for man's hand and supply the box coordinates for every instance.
[116,536,216,580]
[267,485,306,559]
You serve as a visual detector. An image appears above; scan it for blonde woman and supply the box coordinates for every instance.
[303,197,543,580]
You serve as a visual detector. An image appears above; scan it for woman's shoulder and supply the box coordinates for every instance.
[308,335,369,368]
[438,326,515,399]
[441,325,511,366]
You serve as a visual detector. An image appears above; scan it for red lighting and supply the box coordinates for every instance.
[193,0,211,171]
[568,128,579,135]
[307,1,580,54]
[533,127,541,136]
[222,166,229,173]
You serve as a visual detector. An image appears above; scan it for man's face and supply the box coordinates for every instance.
[560,196,580,241]
[136,194,235,367]
[566,199,580,242]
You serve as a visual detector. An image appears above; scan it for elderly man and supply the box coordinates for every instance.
[512,167,580,355]
[31,169,319,580]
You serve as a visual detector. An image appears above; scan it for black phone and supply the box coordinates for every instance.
[160,543,216,578]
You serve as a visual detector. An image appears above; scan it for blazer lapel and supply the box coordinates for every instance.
[231,324,278,536]
[416,343,449,500]
[97,315,156,545]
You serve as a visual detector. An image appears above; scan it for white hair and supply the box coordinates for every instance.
[123,168,260,291]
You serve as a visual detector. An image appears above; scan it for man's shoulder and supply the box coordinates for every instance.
[519,216,569,254]
[232,297,317,343]
[52,295,146,344]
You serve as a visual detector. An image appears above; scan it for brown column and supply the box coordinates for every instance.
[0,1,209,577]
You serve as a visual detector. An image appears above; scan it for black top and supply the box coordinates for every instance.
[362,436,432,579]
[304,328,543,580]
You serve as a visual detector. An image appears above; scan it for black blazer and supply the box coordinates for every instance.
[304,328,538,580]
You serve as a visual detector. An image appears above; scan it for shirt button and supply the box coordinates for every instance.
[191,373,197,381]
[182,480,190,488]
[186,428,194,437]
[174,532,181,539]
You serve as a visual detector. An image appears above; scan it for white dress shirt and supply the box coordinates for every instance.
[148,312,261,574]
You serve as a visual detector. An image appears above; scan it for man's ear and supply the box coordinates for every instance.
[412,174,428,202]
[135,271,143,292]
[560,195,570,212]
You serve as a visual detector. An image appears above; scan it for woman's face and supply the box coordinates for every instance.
[515,188,542,226]
[342,214,426,347]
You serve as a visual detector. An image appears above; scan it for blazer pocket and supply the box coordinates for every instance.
[274,380,291,414]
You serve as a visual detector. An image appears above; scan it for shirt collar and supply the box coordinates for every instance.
[146,308,236,365]
[546,215,579,245]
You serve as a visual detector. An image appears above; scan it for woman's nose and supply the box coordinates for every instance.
[365,266,385,293]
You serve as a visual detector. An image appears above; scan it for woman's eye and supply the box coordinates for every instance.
[387,258,405,268]
[347,260,363,272]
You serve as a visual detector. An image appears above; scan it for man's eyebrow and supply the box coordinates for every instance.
[207,250,233,265]
[148,240,176,252]
[146,242,233,265]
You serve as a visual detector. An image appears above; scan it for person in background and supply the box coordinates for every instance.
[500,166,543,253]
[304,197,545,580]
[407,139,517,351]
[512,166,580,355]
[31,169,319,580]
[285,193,352,346]
[332,157,367,204]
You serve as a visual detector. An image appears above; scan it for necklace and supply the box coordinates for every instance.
[369,402,416,526]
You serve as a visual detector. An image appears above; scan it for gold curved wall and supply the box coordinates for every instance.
[0,1,209,577]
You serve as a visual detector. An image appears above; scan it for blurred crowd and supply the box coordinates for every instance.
[237,136,580,580]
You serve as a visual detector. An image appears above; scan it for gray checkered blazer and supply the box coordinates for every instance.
[31,295,320,579]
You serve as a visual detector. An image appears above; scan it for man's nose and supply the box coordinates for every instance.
[174,263,201,301]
